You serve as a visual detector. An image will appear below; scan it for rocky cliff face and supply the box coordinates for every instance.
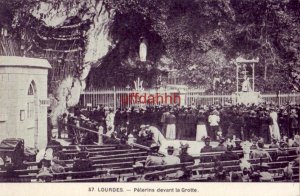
[30,0,114,123]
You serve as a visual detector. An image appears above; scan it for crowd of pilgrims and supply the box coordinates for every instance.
[49,103,300,182]
[0,104,299,182]
[61,103,300,145]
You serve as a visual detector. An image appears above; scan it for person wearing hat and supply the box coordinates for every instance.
[139,124,147,137]
[145,143,164,167]
[162,146,180,165]
[220,144,239,161]
[200,137,213,153]
[137,125,147,144]
[250,136,259,150]
[269,138,279,148]
[179,143,194,164]
[276,141,289,159]
[213,137,227,152]
[233,138,243,151]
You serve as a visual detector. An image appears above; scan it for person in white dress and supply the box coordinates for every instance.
[165,111,176,140]
[269,108,281,141]
[106,108,115,131]
[196,109,208,141]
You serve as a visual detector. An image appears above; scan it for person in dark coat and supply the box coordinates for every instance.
[276,141,289,158]
[232,110,245,140]
[259,110,273,144]
[73,147,93,172]
[244,110,259,140]
[290,109,299,138]
[233,138,243,151]
[185,110,196,140]
[114,108,122,132]
[200,137,213,153]
[269,138,279,148]
[179,144,194,164]
[220,144,239,161]
[176,109,186,140]
[200,137,214,162]
[278,110,289,138]
[47,110,53,143]
[220,108,232,139]
[213,137,227,152]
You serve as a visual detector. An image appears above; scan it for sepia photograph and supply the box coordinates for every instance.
[0,0,299,192]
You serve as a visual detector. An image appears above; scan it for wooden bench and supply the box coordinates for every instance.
[92,156,147,165]
[52,176,118,182]
[268,161,289,169]
[47,144,119,149]
[265,148,299,160]
[91,152,148,160]
[59,147,117,154]
[23,151,148,168]
[269,166,299,174]
[276,155,298,162]
[196,150,244,162]
[60,148,144,160]
[273,174,299,182]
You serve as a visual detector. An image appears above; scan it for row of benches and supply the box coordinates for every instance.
[0,141,298,182]
[2,154,298,182]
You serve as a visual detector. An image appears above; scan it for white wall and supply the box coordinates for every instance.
[0,66,49,149]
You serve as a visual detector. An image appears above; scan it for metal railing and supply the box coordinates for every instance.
[79,88,300,110]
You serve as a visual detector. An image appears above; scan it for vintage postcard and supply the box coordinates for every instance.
[0,0,299,195]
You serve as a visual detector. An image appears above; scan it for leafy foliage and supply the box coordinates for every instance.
[1,0,300,92]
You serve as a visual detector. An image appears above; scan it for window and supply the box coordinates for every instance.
[28,83,34,95]
[27,81,35,120]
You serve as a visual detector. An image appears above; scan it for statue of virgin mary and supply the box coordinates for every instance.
[242,77,252,92]
[139,37,147,62]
